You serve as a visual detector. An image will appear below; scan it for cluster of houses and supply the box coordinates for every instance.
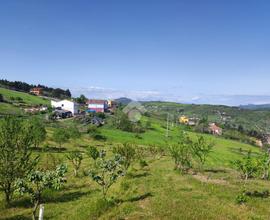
[50,99,117,119]
[179,115,223,136]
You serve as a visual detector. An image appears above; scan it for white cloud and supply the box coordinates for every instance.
[70,86,270,106]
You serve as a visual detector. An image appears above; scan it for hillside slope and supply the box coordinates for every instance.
[1,116,269,220]
[143,101,270,132]
[0,87,50,115]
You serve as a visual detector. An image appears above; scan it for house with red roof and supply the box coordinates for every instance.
[208,123,222,135]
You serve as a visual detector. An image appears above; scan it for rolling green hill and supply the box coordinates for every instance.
[0,87,50,115]
[143,101,270,133]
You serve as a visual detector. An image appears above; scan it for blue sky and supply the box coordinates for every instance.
[1,0,270,105]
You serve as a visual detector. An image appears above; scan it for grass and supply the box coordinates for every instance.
[0,102,23,115]
[0,116,269,219]
[0,88,50,105]
[0,87,50,115]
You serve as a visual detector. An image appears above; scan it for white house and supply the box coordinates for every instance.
[51,100,79,115]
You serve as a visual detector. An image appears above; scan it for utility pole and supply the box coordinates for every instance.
[166,113,169,137]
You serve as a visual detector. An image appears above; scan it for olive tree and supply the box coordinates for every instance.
[16,164,67,220]
[0,116,38,205]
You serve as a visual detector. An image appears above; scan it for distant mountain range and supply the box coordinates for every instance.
[115,97,133,105]
[239,104,270,110]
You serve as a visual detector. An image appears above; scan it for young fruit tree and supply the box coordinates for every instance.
[89,149,125,199]
[233,151,258,180]
[0,116,38,206]
[16,164,67,220]
[52,127,70,149]
[87,146,100,164]
[113,143,136,171]
[191,136,214,168]
[257,151,270,180]
[30,117,47,148]
[68,126,81,143]
[169,131,193,173]
[66,151,83,177]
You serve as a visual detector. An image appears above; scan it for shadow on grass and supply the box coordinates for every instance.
[11,190,97,209]
[31,146,67,153]
[204,168,227,174]
[126,192,153,202]
[1,215,30,220]
[126,172,150,179]
[45,190,98,203]
[246,190,269,198]
[116,192,153,204]
[228,147,260,156]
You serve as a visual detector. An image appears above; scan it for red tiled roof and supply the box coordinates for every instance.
[209,123,222,131]
[87,99,107,104]
[31,87,42,91]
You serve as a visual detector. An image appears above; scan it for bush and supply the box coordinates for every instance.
[235,191,248,204]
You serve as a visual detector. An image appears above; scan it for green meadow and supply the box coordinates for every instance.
[1,115,270,220]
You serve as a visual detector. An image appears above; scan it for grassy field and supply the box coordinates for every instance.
[0,88,50,105]
[0,87,50,115]
[1,115,270,220]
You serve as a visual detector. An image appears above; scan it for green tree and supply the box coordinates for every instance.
[169,131,193,173]
[30,118,46,148]
[113,143,136,171]
[66,151,83,177]
[0,116,38,205]
[16,164,67,220]
[191,136,214,167]
[52,127,70,149]
[257,152,270,180]
[68,126,81,140]
[89,150,124,199]
[76,94,87,104]
[87,146,100,161]
[68,126,81,146]
[233,151,258,180]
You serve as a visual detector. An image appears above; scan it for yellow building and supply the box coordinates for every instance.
[179,116,189,124]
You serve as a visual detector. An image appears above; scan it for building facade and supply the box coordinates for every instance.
[30,87,43,96]
[87,99,108,113]
[51,100,79,115]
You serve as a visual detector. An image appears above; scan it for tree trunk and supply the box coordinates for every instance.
[5,192,11,207]
[4,185,12,207]
[32,201,39,220]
